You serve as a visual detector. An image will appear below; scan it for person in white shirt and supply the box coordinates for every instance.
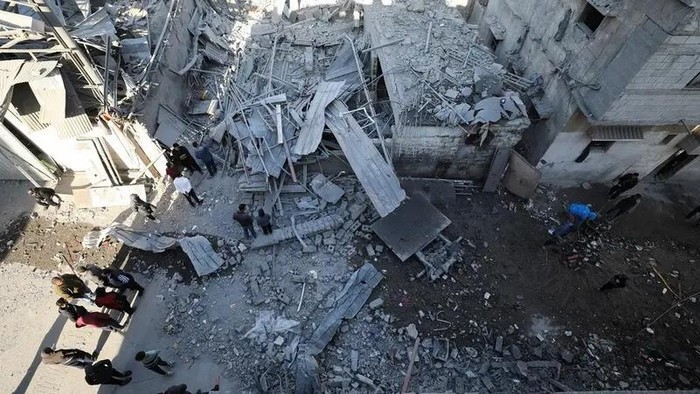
[173,176,203,207]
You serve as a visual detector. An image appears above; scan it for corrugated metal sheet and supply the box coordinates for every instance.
[292,81,345,156]
[203,41,228,64]
[27,68,66,124]
[0,60,24,105]
[589,125,644,141]
[56,113,93,139]
[0,122,55,181]
[13,60,58,84]
[325,100,405,217]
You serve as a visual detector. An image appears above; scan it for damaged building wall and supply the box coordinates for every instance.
[474,0,700,184]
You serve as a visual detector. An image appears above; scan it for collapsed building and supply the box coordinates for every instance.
[468,0,700,184]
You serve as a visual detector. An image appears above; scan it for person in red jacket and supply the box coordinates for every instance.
[75,310,124,332]
[94,287,135,315]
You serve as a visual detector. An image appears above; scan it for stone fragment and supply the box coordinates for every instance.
[516,360,528,377]
[274,336,284,346]
[511,345,522,360]
[351,350,359,372]
[406,323,418,339]
[494,336,503,353]
[368,298,384,310]
[365,244,375,257]
[480,376,495,392]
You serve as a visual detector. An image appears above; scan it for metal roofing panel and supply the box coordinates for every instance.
[13,60,58,84]
[292,81,345,156]
[56,112,93,139]
[27,68,66,124]
[589,125,644,141]
[0,60,24,104]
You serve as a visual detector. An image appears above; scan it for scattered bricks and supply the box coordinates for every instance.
[314,234,323,246]
[406,323,419,339]
[361,233,372,241]
[480,376,495,392]
[237,243,248,252]
[478,361,490,375]
[349,221,362,232]
[323,237,336,246]
[375,244,384,253]
[351,350,359,372]
[276,292,291,305]
[328,245,336,253]
[274,336,284,346]
[366,244,375,257]
[511,345,522,360]
[516,361,528,377]
[369,298,384,310]
[361,224,372,232]
[561,349,574,363]
[349,203,367,221]
[532,346,543,358]
[342,221,353,231]
[339,200,348,212]
[455,377,465,393]
[494,336,503,353]
[302,245,317,254]
[355,374,376,388]
[328,377,351,388]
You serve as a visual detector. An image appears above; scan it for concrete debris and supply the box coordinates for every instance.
[368,298,383,310]
[406,323,419,339]
[243,310,300,344]
[309,174,345,204]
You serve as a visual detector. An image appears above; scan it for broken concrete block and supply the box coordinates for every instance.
[328,376,351,387]
[274,336,285,346]
[516,360,528,377]
[561,349,575,363]
[494,336,503,353]
[375,245,384,253]
[407,0,425,12]
[348,203,367,221]
[511,345,522,360]
[238,243,248,252]
[406,323,418,339]
[444,89,459,99]
[365,244,375,257]
[480,376,495,392]
[351,350,359,372]
[303,245,318,254]
[355,374,375,387]
[478,361,490,375]
[368,298,383,310]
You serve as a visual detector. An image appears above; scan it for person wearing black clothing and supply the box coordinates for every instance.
[171,144,202,174]
[56,298,87,322]
[193,141,217,177]
[84,359,132,386]
[76,264,110,288]
[600,274,628,291]
[41,347,95,368]
[608,173,639,200]
[102,267,145,293]
[233,204,256,238]
[130,194,160,222]
[605,194,642,220]
[28,187,62,208]
[256,209,273,235]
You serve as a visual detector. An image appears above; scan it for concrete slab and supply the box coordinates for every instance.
[371,193,451,261]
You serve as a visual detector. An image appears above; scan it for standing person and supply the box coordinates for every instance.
[75,310,124,332]
[608,173,639,200]
[102,267,145,293]
[84,359,132,386]
[130,194,161,223]
[606,194,642,221]
[174,175,204,207]
[41,347,95,368]
[95,287,135,315]
[76,264,110,288]
[135,350,174,376]
[233,204,256,239]
[51,274,95,302]
[166,163,183,180]
[171,143,202,174]
[567,202,598,228]
[256,209,273,235]
[28,187,62,209]
[193,141,217,177]
[56,298,87,322]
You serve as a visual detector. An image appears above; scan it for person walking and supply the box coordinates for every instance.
[41,347,95,368]
[76,264,110,288]
[84,359,132,386]
[131,194,161,223]
[102,267,145,293]
[28,187,62,209]
[135,350,175,376]
[75,310,124,332]
[233,204,256,239]
[171,143,202,174]
[256,209,273,235]
[51,274,95,302]
[95,287,135,315]
[608,173,639,200]
[174,175,204,207]
[193,141,217,177]
[606,194,642,221]
[56,298,87,322]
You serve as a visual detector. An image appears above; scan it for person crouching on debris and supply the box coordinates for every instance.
[135,350,175,376]
[193,141,217,177]
[51,274,95,302]
[544,221,576,246]
[95,287,135,315]
[605,194,642,221]
[41,347,95,368]
[102,267,145,294]
[56,298,88,322]
[130,194,161,223]
[600,274,628,291]
[171,143,202,174]
[257,209,273,235]
[75,310,124,332]
[233,204,256,239]
[28,187,62,209]
[608,173,639,200]
[84,359,132,386]
[567,202,598,228]
[174,175,204,207]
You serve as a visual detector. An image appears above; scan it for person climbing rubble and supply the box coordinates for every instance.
[84,359,132,386]
[605,194,642,221]
[608,173,639,200]
[567,202,598,228]
[28,187,62,209]
[130,194,161,223]
[135,349,175,376]
[174,175,204,207]
[171,143,202,175]
[233,204,256,239]
[51,274,95,303]
[41,347,95,369]
[256,208,273,235]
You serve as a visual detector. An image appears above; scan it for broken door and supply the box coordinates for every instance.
[502,150,541,199]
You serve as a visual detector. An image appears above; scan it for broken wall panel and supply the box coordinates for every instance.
[292,81,345,156]
[325,100,406,217]
[27,69,66,124]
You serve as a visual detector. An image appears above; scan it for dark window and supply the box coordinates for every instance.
[686,72,700,89]
[579,3,605,34]
[660,134,678,145]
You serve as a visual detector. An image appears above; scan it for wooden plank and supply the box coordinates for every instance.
[292,81,345,156]
[325,100,405,217]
